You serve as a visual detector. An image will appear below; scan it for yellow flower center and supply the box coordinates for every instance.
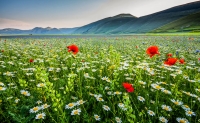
[40,83,44,87]
[38,114,43,119]
[149,111,153,114]
[180,120,186,123]
[164,107,169,110]
[22,92,27,95]
[68,103,74,107]
[0,87,2,90]
[104,106,108,109]
[73,110,79,115]
[43,104,48,108]
[161,118,165,122]
[79,100,83,103]
[186,92,190,95]
[188,111,192,114]
[33,107,39,111]
[155,85,161,89]
[164,90,168,93]
[174,102,179,105]
[95,116,99,119]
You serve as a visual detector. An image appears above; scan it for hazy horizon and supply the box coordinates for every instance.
[0,0,199,30]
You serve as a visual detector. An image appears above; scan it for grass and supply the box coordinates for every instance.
[0,35,200,123]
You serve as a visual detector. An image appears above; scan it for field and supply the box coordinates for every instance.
[0,35,200,123]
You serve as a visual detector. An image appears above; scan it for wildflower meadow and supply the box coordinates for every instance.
[0,35,200,123]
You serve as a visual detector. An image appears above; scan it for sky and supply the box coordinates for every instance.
[0,0,199,29]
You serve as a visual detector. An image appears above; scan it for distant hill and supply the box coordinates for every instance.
[73,14,137,34]
[59,27,79,34]
[0,28,30,34]
[0,1,200,34]
[0,27,78,34]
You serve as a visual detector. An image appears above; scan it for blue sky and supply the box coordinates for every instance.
[0,0,198,29]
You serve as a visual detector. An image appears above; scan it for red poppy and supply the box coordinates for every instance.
[146,46,159,58]
[29,59,34,63]
[123,82,134,93]
[179,58,185,64]
[67,44,79,55]
[167,53,172,57]
[164,58,177,66]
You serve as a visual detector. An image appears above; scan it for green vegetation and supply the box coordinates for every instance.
[151,11,200,33]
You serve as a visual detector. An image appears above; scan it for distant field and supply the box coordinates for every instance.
[1,33,200,39]
[0,36,200,122]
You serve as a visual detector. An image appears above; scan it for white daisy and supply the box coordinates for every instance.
[94,94,102,98]
[114,91,122,95]
[0,82,4,86]
[107,91,113,95]
[0,86,6,91]
[115,117,122,123]
[76,100,86,105]
[36,100,42,104]
[103,105,110,111]
[35,112,46,119]
[15,98,20,103]
[41,104,50,109]
[96,97,104,102]
[147,110,155,116]
[181,105,190,111]
[161,105,172,111]
[176,118,189,123]
[137,96,145,102]
[65,102,76,109]
[30,106,41,113]
[94,114,101,121]
[138,81,146,85]
[161,89,172,95]
[20,90,30,96]
[170,99,183,106]
[118,103,125,108]
[71,108,81,115]
[159,116,168,123]
[105,86,110,90]
[37,83,46,88]
[185,110,195,116]
[151,84,163,90]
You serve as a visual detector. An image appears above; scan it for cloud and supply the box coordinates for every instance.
[0,18,32,29]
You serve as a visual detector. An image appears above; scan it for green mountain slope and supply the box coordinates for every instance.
[73,14,137,34]
[150,11,200,33]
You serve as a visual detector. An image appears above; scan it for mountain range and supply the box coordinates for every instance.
[1,1,200,34]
